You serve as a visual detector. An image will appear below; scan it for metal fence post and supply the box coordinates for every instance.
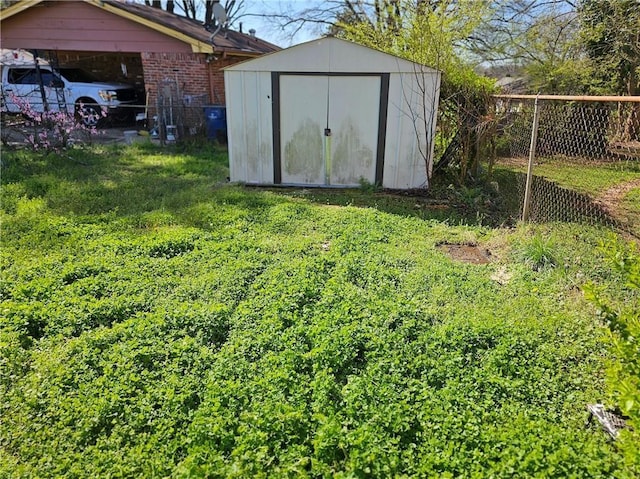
[522,94,541,221]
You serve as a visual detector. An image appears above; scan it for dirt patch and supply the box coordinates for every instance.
[495,157,528,169]
[596,178,640,217]
[437,242,492,264]
[609,140,640,159]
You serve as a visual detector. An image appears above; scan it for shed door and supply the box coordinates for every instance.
[279,75,381,186]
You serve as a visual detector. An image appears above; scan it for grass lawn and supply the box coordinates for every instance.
[494,157,640,236]
[495,157,640,197]
[619,186,640,229]
[1,144,638,477]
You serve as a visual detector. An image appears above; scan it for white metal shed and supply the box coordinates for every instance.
[224,37,441,189]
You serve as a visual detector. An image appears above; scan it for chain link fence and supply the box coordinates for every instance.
[494,95,640,236]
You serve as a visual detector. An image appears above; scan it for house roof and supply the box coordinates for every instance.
[0,0,280,56]
[495,76,529,94]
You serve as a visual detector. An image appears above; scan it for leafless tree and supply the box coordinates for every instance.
[143,0,245,27]
[246,0,417,41]
[466,0,580,65]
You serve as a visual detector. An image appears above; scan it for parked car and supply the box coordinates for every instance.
[1,58,139,127]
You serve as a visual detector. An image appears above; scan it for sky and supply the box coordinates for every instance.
[164,0,324,48]
[229,0,323,47]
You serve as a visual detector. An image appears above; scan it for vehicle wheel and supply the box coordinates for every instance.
[76,103,103,128]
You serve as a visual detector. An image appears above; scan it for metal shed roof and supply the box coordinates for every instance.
[224,37,440,74]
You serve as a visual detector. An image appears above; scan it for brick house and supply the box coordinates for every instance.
[0,0,279,130]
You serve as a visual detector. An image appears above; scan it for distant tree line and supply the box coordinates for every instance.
[2,0,636,96]
[250,0,638,97]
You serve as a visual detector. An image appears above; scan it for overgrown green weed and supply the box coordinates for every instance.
[0,145,636,477]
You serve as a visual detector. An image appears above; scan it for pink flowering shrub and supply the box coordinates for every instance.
[9,94,105,151]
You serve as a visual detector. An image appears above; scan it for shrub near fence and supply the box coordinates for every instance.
[494,95,640,233]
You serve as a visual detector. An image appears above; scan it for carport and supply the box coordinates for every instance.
[0,0,279,117]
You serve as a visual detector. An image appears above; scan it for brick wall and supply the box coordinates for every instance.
[140,52,249,135]
[141,51,206,134]
[141,52,208,105]
[141,52,244,106]
[208,56,240,105]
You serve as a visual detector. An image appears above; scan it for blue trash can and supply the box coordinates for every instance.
[204,105,227,142]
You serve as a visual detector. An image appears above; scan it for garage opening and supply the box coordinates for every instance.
[53,50,145,122]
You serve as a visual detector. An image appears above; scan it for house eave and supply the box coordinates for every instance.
[1,0,215,53]
[0,0,275,57]
[88,0,214,53]
[0,0,43,20]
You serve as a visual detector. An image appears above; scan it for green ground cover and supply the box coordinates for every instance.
[620,187,640,229]
[1,144,638,477]
[495,158,640,198]
[494,157,640,235]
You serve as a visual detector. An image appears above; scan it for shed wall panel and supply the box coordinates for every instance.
[280,75,327,185]
[381,72,441,189]
[226,71,273,183]
[328,76,380,186]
